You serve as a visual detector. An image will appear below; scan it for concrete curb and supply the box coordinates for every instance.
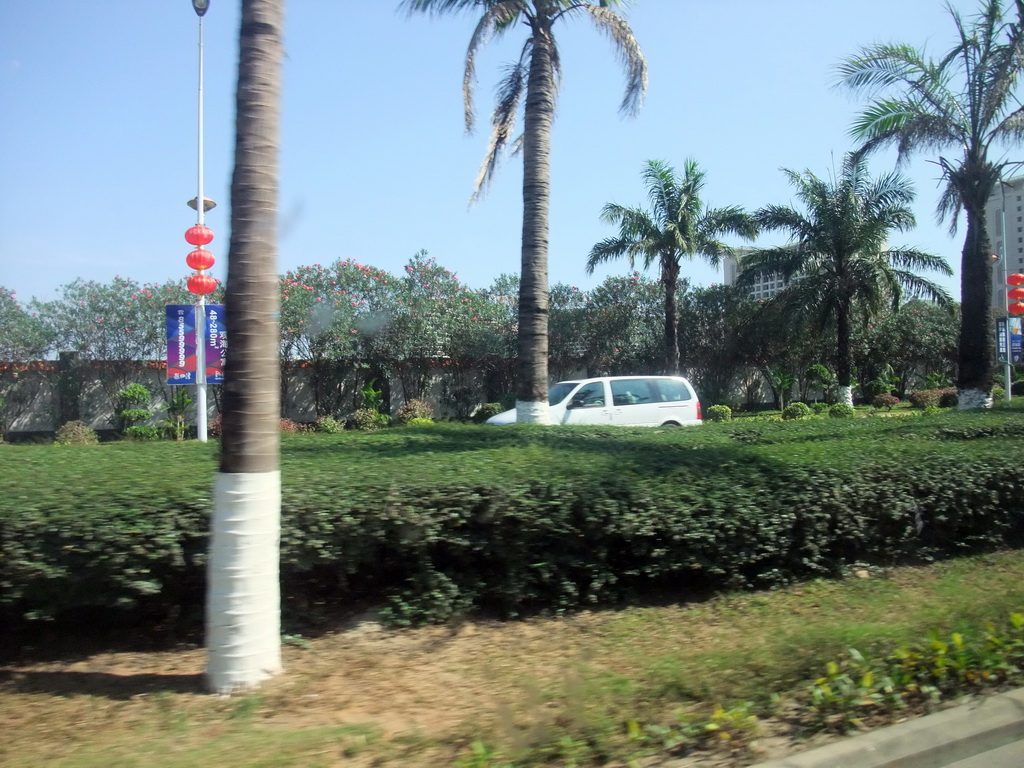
[749,688,1024,768]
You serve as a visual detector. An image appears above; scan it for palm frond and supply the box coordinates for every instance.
[470,55,527,203]
[579,4,647,116]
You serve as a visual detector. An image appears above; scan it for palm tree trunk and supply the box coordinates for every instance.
[207,0,284,694]
[957,202,995,409]
[836,302,854,407]
[515,21,555,424]
[662,257,680,376]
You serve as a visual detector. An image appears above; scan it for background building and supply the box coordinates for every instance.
[723,248,789,301]
[988,176,1024,311]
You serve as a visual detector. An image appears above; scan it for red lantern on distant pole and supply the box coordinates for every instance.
[186,248,216,271]
[188,273,218,296]
[1010,301,1024,316]
[1008,273,1024,286]
[185,225,214,246]
[1009,287,1024,301]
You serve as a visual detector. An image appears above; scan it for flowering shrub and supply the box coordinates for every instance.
[908,388,958,409]
[395,398,434,424]
[54,420,98,446]
[314,415,345,434]
[353,408,390,431]
[280,418,303,433]
[704,404,732,423]
[872,393,900,411]
[782,402,812,420]
[473,403,505,423]
[828,403,856,419]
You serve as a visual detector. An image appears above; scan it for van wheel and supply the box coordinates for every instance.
[659,421,680,428]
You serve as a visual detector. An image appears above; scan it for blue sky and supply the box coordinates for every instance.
[1,1,991,304]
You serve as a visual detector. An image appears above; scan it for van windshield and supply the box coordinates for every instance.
[548,382,579,406]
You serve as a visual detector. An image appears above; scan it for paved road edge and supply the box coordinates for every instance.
[749,687,1024,768]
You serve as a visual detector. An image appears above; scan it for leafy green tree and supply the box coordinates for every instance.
[678,284,755,407]
[587,159,757,375]
[403,0,647,423]
[851,299,959,397]
[582,272,664,376]
[837,0,1024,408]
[208,0,284,694]
[742,154,953,407]
[0,288,52,437]
[278,259,393,417]
[29,277,202,416]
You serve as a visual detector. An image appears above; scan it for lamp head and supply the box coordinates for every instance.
[192,0,210,17]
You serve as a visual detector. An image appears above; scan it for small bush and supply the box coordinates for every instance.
[993,387,1006,400]
[353,408,390,431]
[782,402,812,421]
[828,403,856,419]
[395,398,434,425]
[208,414,223,438]
[313,415,345,434]
[124,425,161,441]
[279,418,303,433]
[811,402,830,415]
[473,403,506,424]
[872,393,900,411]
[704,405,732,423]
[908,388,958,409]
[923,405,940,416]
[54,420,99,446]
[405,417,434,427]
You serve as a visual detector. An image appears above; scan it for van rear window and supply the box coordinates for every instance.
[655,379,692,402]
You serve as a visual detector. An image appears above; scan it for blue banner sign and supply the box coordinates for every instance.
[996,317,1023,364]
[166,305,197,384]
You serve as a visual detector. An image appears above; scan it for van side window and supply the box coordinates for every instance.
[655,379,692,402]
[570,383,605,408]
[611,379,654,406]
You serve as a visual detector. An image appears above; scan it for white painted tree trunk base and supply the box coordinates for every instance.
[837,385,854,408]
[516,400,551,424]
[957,388,993,410]
[206,470,282,695]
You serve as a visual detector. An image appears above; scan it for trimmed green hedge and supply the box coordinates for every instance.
[2,408,1024,628]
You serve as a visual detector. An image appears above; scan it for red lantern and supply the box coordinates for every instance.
[185,225,214,246]
[1009,287,1024,301]
[186,248,216,271]
[188,273,218,296]
[1008,273,1024,286]
[1010,301,1024,316]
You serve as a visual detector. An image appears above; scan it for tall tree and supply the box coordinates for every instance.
[587,159,756,375]
[837,0,1024,408]
[401,0,646,423]
[206,0,284,694]
[742,154,953,407]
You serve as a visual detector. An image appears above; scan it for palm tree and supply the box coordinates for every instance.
[742,154,953,407]
[586,159,756,376]
[837,0,1024,409]
[206,0,284,694]
[401,0,646,423]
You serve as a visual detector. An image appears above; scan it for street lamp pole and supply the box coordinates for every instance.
[1000,181,1012,401]
[193,0,210,440]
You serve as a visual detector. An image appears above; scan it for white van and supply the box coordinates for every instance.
[485,376,702,427]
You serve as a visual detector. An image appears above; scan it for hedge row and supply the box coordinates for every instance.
[2,413,1023,629]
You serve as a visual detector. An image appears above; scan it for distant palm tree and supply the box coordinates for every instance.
[587,159,756,375]
[401,0,646,423]
[837,0,1024,409]
[206,0,284,694]
[742,154,953,407]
